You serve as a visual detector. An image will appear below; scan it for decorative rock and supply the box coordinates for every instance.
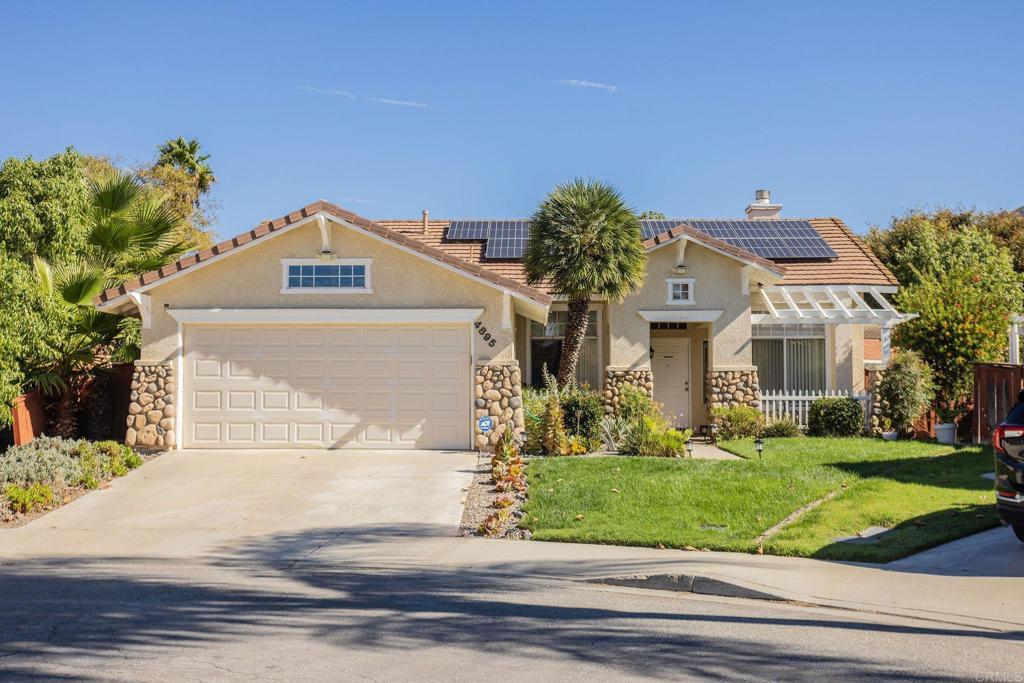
[483,389,502,401]
[706,369,760,410]
[125,361,176,451]
[473,361,525,452]
[602,368,654,415]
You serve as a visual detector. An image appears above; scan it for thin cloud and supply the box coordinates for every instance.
[297,85,357,99]
[368,97,430,109]
[558,78,617,93]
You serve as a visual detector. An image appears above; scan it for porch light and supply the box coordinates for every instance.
[685,439,694,457]
[754,437,764,460]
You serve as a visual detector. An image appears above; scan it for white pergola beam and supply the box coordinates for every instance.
[825,288,854,319]
[778,287,806,318]
[758,287,780,318]
[800,287,830,318]
[846,286,878,318]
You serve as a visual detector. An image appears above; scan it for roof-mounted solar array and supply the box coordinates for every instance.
[446,219,837,261]
[640,219,837,260]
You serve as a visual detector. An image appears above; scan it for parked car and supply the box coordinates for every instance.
[991,392,1024,543]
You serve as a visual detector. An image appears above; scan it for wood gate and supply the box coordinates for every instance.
[974,363,1024,444]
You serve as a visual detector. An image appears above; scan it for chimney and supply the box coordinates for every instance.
[422,209,429,234]
[745,189,782,220]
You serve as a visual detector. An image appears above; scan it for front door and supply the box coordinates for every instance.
[651,338,690,427]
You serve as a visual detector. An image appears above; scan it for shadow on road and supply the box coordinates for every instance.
[1,524,1019,682]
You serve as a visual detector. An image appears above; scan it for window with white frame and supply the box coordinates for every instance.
[751,323,826,393]
[529,310,599,389]
[666,278,695,305]
[281,259,372,293]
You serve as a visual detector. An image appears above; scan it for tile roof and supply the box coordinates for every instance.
[97,202,897,306]
[96,201,552,306]
[640,225,785,275]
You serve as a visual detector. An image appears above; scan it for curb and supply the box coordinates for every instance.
[586,573,789,602]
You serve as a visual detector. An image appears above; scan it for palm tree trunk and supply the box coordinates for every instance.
[557,298,591,388]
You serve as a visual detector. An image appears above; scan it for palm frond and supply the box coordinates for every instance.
[47,260,109,307]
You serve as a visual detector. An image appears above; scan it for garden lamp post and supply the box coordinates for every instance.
[685,439,693,457]
[754,437,764,460]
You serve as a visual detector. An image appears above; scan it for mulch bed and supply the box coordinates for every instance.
[458,453,531,539]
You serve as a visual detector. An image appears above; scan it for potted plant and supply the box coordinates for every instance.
[934,403,959,445]
[880,417,898,441]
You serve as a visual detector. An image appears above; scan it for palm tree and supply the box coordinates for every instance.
[524,179,647,386]
[32,171,193,435]
[156,136,216,198]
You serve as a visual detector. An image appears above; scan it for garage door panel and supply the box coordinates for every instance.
[184,323,470,449]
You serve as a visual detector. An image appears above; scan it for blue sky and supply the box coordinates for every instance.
[1,1,1022,239]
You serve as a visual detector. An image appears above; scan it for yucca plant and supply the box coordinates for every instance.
[525,179,646,386]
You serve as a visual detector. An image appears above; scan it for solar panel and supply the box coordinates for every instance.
[445,218,836,261]
[640,219,837,260]
[446,220,530,259]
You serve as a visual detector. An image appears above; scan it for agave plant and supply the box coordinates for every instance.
[31,171,194,435]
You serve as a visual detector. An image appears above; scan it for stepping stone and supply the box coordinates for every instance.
[834,525,891,544]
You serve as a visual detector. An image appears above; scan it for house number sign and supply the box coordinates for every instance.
[474,321,497,347]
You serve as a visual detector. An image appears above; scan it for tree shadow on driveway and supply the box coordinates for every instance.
[1,524,1019,682]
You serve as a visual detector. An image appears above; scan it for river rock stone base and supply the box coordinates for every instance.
[603,369,654,415]
[866,364,888,435]
[474,362,524,451]
[125,361,176,450]
[708,369,760,409]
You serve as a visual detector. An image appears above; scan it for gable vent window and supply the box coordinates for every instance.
[666,278,695,305]
[281,259,372,293]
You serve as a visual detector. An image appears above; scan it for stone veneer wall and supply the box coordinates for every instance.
[602,368,654,415]
[707,369,760,409]
[865,363,887,435]
[125,361,176,450]
[474,362,524,450]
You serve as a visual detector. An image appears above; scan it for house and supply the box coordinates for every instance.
[94,190,907,451]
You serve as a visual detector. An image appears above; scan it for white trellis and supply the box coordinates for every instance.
[760,390,872,430]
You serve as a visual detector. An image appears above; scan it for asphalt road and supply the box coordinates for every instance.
[0,558,1020,683]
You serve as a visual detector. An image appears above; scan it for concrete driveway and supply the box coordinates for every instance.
[0,449,478,561]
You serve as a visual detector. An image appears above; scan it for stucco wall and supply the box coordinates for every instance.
[832,323,865,393]
[610,242,754,371]
[139,218,513,363]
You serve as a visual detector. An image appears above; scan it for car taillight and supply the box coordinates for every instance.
[993,425,1024,455]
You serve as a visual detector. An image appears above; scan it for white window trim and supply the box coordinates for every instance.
[751,327,828,393]
[280,258,373,294]
[666,277,695,306]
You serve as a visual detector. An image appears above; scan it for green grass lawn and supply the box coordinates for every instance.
[521,438,1001,562]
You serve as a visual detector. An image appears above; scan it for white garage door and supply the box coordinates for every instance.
[183,324,471,449]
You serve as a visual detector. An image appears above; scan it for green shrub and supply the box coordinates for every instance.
[561,389,604,443]
[807,397,864,437]
[618,384,656,422]
[3,483,54,514]
[620,411,692,458]
[0,436,83,487]
[541,375,570,456]
[709,405,765,441]
[877,351,935,435]
[762,417,802,438]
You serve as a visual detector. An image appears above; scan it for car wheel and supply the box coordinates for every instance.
[1013,524,1024,544]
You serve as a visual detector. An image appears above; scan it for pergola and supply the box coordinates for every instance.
[751,285,915,362]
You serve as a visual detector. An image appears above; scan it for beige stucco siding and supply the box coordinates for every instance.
[831,323,865,393]
[139,218,513,363]
[610,242,755,371]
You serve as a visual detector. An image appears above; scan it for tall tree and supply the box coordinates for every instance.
[524,179,647,386]
[155,136,216,196]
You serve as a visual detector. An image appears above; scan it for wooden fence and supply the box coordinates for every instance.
[974,362,1024,444]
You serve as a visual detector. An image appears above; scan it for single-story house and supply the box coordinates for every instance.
[94,190,907,451]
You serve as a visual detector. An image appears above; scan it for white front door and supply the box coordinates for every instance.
[651,338,691,427]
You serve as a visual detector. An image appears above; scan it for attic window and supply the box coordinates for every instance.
[281,259,372,294]
[666,278,695,305]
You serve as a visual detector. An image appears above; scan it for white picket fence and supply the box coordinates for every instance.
[759,390,872,431]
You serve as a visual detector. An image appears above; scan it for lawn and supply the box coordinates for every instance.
[521,438,1001,562]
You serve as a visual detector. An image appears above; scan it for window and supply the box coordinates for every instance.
[752,324,826,393]
[529,310,599,388]
[281,259,372,293]
[666,278,694,305]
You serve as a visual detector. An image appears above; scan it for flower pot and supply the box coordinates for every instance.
[934,422,957,445]
[881,431,899,441]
